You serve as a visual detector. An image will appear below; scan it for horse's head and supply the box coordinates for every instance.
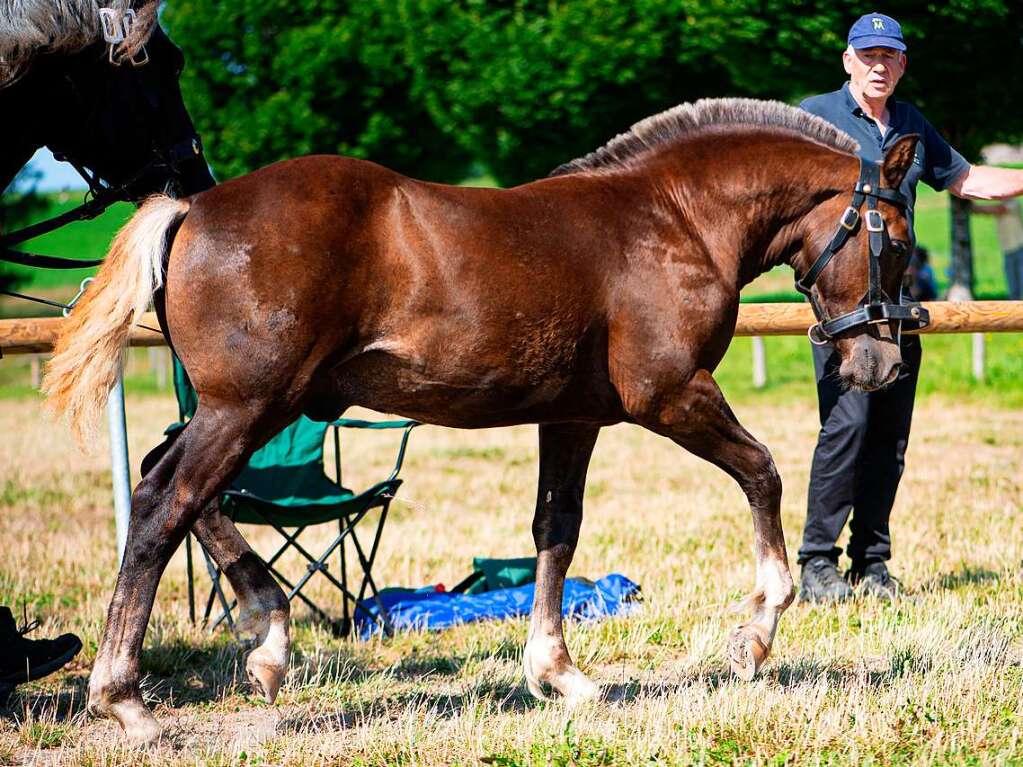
[796,135,920,391]
[3,18,213,198]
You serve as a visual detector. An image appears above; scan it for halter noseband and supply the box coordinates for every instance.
[795,157,929,345]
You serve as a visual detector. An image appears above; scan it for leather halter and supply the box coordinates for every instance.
[795,157,929,345]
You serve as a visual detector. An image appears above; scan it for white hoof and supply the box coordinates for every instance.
[245,645,287,704]
[523,640,600,704]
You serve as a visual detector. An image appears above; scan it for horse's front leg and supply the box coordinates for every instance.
[523,422,601,704]
[631,369,795,680]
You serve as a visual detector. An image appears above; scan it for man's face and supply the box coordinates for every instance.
[843,46,906,100]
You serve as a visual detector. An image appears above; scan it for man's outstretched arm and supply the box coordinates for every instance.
[948,165,1023,200]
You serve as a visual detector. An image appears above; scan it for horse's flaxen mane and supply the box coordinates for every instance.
[0,0,158,88]
[550,98,860,177]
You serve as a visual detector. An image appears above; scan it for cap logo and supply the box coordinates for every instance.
[872,18,885,30]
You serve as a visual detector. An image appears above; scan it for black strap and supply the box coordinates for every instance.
[0,134,202,252]
[863,162,885,306]
[796,158,910,295]
[0,190,122,248]
[795,204,861,294]
[813,301,930,342]
[796,158,925,343]
[0,289,73,310]
[0,248,103,269]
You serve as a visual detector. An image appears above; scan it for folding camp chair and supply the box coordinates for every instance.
[171,360,418,638]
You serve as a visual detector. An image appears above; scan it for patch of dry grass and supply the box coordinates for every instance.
[1,392,1021,766]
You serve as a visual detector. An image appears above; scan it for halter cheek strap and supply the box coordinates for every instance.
[794,157,929,345]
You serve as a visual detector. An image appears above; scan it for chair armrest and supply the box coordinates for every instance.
[330,419,420,484]
[332,418,420,430]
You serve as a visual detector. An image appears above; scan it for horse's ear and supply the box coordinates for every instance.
[882,134,919,188]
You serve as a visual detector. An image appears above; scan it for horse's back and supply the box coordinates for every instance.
[164,155,623,423]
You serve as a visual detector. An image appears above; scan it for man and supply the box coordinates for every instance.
[972,198,1023,300]
[797,12,1023,602]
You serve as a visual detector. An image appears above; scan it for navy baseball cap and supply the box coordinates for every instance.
[848,13,906,51]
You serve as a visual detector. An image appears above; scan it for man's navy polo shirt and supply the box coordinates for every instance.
[800,82,970,236]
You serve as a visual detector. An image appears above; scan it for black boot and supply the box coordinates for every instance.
[847,560,900,600]
[799,556,853,603]
[0,606,82,695]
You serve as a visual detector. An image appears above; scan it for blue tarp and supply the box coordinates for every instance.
[355,574,641,640]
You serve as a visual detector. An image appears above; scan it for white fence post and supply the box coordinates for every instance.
[107,367,132,565]
[752,336,767,389]
[972,333,985,381]
[149,347,168,389]
[30,355,41,389]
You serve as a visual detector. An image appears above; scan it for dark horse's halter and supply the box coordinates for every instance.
[0,134,201,271]
[0,18,205,271]
[795,157,930,345]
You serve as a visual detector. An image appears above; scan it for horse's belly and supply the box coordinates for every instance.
[329,349,612,428]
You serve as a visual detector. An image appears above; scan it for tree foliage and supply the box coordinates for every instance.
[398,0,734,185]
[162,0,472,182]
[164,0,1022,188]
[684,0,1023,160]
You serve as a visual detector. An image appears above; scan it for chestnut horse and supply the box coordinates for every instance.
[44,98,918,742]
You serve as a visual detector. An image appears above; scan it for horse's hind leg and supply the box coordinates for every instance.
[630,370,794,680]
[193,505,290,702]
[88,400,284,743]
[523,422,601,704]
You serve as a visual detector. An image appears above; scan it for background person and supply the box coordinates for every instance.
[972,198,1023,300]
[904,245,938,302]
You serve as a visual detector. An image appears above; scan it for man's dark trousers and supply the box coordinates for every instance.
[798,335,922,566]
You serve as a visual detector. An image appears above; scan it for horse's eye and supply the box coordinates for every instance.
[891,240,909,256]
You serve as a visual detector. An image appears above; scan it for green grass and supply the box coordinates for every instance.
[2,394,1022,765]
[3,195,134,292]
[716,333,1023,408]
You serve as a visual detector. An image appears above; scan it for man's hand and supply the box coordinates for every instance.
[948,165,1023,201]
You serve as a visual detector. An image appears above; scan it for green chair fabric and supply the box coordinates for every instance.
[464,556,538,595]
[172,358,418,635]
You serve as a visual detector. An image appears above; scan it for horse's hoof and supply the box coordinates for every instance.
[523,652,599,705]
[728,624,770,681]
[246,648,286,704]
[90,697,162,745]
[561,671,601,707]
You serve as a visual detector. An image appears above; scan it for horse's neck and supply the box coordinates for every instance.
[664,142,852,290]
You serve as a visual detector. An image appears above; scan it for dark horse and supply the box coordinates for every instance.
[45,98,918,743]
[0,1,213,216]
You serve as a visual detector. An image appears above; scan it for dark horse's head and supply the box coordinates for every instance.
[796,135,919,391]
[0,1,214,198]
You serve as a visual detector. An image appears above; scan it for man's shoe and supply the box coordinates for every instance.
[799,556,854,603]
[847,561,900,600]
[0,607,82,688]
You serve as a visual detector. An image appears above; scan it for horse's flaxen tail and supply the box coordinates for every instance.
[43,194,190,445]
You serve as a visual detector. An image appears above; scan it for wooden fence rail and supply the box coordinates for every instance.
[1,302,1022,355]
[733,301,1023,336]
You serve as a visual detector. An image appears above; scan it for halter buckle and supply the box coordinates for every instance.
[840,207,859,230]
[807,324,831,346]
[865,209,884,233]
[98,8,124,43]
[101,8,150,67]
